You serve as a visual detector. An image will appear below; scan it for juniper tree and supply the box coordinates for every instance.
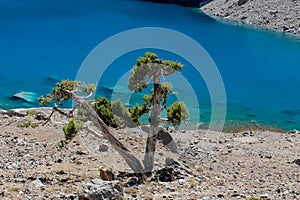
[39,80,144,173]
[38,53,189,174]
[128,52,189,172]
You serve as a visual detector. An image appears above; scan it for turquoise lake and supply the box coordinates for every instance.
[0,0,299,131]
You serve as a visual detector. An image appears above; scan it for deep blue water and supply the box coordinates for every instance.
[0,0,299,131]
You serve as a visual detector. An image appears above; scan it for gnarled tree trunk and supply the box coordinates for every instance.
[143,66,162,173]
[66,90,144,173]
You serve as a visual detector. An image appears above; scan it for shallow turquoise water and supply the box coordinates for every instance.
[0,0,299,131]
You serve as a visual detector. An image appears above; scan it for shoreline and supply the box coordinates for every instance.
[201,11,300,40]
[0,106,291,133]
[140,0,300,37]
[200,0,300,37]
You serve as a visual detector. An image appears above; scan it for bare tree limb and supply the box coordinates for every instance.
[82,92,93,99]
[44,104,72,125]
[85,124,104,139]
[69,104,79,117]
[160,117,171,124]
[162,70,175,77]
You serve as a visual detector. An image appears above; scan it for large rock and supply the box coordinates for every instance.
[78,179,123,200]
[238,0,249,6]
[292,158,300,166]
[99,166,115,181]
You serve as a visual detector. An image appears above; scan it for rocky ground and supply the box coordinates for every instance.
[201,0,300,36]
[0,108,299,199]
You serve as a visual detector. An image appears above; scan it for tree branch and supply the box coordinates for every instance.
[162,69,175,77]
[44,104,70,125]
[160,117,171,124]
[82,92,93,99]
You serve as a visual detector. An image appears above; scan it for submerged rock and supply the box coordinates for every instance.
[45,76,60,83]
[101,85,130,95]
[11,91,39,103]
[142,0,202,7]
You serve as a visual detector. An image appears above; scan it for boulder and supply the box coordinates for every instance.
[78,179,123,200]
[292,159,300,166]
[98,143,109,152]
[99,166,115,181]
[238,0,249,6]
[32,179,45,188]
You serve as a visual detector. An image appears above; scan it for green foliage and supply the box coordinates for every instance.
[38,94,54,106]
[93,98,135,128]
[38,52,188,132]
[10,187,19,192]
[160,82,172,93]
[127,52,188,128]
[128,52,183,92]
[63,118,83,140]
[56,140,65,149]
[112,100,135,128]
[167,102,189,126]
[128,103,149,125]
[126,81,173,126]
[77,108,87,116]
[248,198,259,200]
[39,80,95,106]
[82,83,96,94]
[162,59,183,71]
[94,97,118,128]
[17,120,37,128]
[26,110,37,116]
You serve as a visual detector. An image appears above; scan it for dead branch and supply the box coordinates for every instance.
[44,104,69,125]
[85,124,104,139]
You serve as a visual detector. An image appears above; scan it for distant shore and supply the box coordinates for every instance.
[141,0,202,7]
[201,0,300,36]
[141,0,300,36]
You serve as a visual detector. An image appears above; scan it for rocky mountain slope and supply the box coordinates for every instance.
[201,0,300,36]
